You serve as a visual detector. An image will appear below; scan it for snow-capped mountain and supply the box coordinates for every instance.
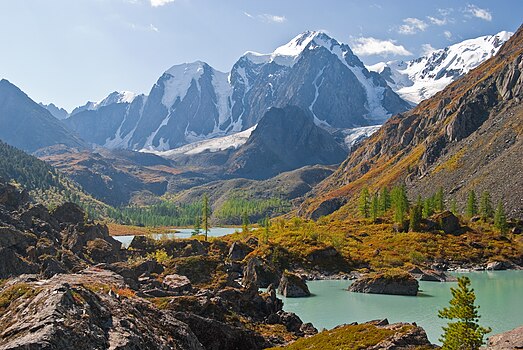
[368,31,513,104]
[70,91,137,116]
[65,31,409,151]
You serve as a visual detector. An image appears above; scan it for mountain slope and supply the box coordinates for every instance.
[0,79,85,153]
[39,102,69,120]
[301,25,523,219]
[368,31,512,104]
[227,106,347,179]
[0,140,107,215]
[65,31,409,151]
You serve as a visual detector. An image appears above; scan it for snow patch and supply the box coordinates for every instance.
[370,31,513,104]
[143,125,256,156]
[342,125,381,148]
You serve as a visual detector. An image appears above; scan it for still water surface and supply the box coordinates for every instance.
[279,271,523,344]
[114,227,241,247]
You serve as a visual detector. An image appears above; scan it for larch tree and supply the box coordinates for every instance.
[202,194,210,241]
[494,201,508,236]
[479,191,493,221]
[466,190,478,218]
[359,187,370,219]
[438,276,490,350]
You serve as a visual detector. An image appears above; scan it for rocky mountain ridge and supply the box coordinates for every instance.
[63,31,409,151]
[368,31,512,104]
[301,24,523,219]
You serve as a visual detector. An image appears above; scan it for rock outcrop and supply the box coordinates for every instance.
[0,182,121,279]
[0,269,205,350]
[487,325,523,349]
[349,271,419,296]
[303,24,523,220]
[432,211,461,234]
[278,272,310,297]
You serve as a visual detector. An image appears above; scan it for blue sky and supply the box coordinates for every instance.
[0,0,521,111]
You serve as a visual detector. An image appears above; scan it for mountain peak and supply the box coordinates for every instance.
[243,30,349,67]
[164,60,209,77]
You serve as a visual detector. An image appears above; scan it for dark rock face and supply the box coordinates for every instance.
[432,211,460,234]
[0,79,85,153]
[278,272,310,297]
[418,270,457,282]
[486,261,511,270]
[0,182,121,278]
[227,106,347,180]
[349,272,419,296]
[228,241,254,261]
[51,202,85,224]
[307,197,346,220]
[242,257,280,288]
[486,325,523,349]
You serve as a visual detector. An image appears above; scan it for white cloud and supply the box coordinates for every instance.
[444,30,452,39]
[351,37,412,57]
[149,24,159,32]
[427,16,447,26]
[258,13,287,23]
[150,0,174,7]
[244,12,287,24]
[421,43,437,56]
[464,4,492,21]
[398,18,428,35]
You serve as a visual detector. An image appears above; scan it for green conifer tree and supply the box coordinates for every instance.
[359,187,370,219]
[192,215,201,236]
[409,202,423,232]
[242,211,250,233]
[435,187,445,212]
[466,190,478,218]
[392,185,409,224]
[371,193,379,222]
[202,194,210,241]
[379,187,391,215]
[494,201,508,236]
[450,199,458,216]
[479,191,493,221]
[438,277,490,349]
[263,216,270,244]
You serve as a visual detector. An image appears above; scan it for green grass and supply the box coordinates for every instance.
[268,324,401,350]
[0,283,38,312]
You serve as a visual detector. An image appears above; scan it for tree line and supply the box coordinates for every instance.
[358,185,508,234]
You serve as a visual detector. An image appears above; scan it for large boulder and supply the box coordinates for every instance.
[433,211,460,234]
[419,270,457,282]
[486,325,523,349]
[163,274,192,294]
[242,257,279,288]
[486,261,511,270]
[228,241,253,262]
[349,270,419,296]
[0,182,29,210]
[278,272,310,297]
[51,202,86,224]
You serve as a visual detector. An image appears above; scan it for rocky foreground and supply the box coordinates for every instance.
[0,181,317,349]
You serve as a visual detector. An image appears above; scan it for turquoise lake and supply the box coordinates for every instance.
[114,227,241,247]
[279,271,523,345]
